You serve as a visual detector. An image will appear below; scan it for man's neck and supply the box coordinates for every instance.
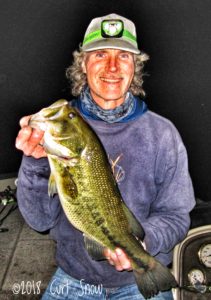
[90,90,126,110]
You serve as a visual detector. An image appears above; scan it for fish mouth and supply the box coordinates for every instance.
[50,135,72,141]
[29,116,47,131]
[50,154,78,166]
[30,116,72,140]
[57,155,72,161]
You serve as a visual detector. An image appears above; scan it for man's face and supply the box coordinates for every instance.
[82,49,135,109]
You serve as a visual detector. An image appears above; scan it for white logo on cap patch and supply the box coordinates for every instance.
[102,20,123,37]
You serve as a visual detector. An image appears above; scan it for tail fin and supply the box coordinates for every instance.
[133,260,177,299]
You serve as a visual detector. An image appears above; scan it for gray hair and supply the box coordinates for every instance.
[66,49,149,97]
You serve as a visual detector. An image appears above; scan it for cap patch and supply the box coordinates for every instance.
[101,19,124,38]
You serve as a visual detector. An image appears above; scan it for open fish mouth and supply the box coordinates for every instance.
[29,116,48,131]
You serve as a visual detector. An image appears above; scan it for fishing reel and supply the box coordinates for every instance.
[0,184,17,232]
[0,185,17,206]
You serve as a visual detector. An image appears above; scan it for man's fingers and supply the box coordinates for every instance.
[19,115,31,128]
[15,123,46,158]
[110,251,123,271]
[115,248,132,270]
[30,128,45,145]
[104,248,132,271]
[104,248,111,258]
[15,127,33,149]
[31,145,47,158]
[22,130,45,157]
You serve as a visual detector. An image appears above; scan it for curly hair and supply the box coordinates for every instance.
[66,48,149,97]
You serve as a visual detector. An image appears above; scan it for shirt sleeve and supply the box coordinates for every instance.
[141,125,195,259]
[17,155,62,232]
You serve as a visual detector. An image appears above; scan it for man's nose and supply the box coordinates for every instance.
[107,56,118,72]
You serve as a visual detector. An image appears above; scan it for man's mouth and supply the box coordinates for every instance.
[100,77,123,83]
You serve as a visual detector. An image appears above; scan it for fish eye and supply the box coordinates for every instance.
[69,112,76,119]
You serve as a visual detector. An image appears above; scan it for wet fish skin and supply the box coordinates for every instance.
[29,99,177,299]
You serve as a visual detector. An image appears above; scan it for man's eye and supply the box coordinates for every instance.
[96,52,105,58]
[119,53,130,59]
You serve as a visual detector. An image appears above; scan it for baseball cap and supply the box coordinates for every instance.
[81,13,140,54]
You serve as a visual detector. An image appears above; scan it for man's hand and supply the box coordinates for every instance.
[104,248,132,271]
[15,116,47,159]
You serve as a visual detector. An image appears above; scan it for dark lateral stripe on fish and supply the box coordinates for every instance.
[95,218,105,226]
[101,226,117,243]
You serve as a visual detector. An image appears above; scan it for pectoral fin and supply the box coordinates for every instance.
[48,173,58,197]
[84,234,106,261]
[121,202,145,241]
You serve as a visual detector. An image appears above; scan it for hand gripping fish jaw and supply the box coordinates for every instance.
[29,100,86,160]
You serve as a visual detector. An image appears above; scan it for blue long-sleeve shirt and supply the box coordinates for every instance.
[17,97,195,288]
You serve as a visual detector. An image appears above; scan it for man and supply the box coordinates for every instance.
[16,13,195,300]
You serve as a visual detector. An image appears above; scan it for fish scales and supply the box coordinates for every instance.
[29,99,178,299]
[51,150,125,244]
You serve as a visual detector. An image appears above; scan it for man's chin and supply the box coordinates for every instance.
[98,92,126,102]
[90,90,127,108]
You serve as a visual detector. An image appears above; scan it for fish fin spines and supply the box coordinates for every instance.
[84,234,106,261]
[121,202,145,241]
[48,173,57,197]
[133,260,178,299]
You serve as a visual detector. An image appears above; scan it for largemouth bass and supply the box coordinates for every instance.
[29,99,177,299]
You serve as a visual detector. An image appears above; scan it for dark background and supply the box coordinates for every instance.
[0,1,211,206]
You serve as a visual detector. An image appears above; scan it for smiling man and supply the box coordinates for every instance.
[16,13,195,300]
[82,49,135,109]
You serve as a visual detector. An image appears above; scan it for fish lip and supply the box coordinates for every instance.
[58,156,71,160]
[49,153,73,160]
[29,116,47,131]
[50,135,71,141]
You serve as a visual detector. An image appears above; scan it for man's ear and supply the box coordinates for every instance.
[82,60,86,74]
